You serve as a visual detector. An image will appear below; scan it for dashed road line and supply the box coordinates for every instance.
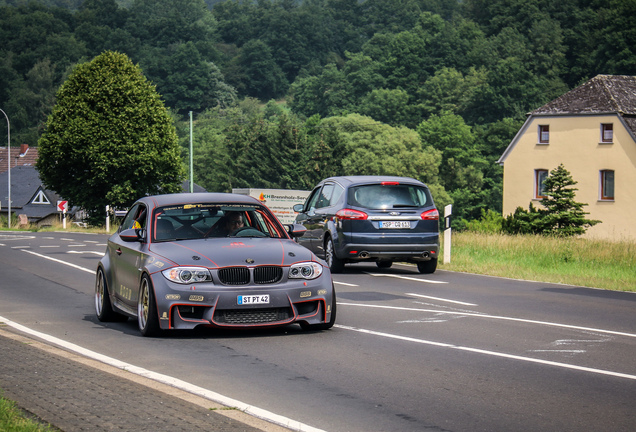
[334,281,359,287]
[365,272,448,284]
[406,292,477,306]
[67,251,105,256]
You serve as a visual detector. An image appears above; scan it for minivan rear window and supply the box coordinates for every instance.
[347,184,431,210]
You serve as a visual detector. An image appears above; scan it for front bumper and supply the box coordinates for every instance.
[151,273,335,330]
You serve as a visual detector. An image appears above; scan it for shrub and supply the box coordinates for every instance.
[463,209,503,233]
[503,164,600,236]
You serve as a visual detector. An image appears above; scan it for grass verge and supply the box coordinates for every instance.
[439,232,636,292]
[0,395,58,432]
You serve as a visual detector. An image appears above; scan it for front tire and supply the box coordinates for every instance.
[376,261,393,269]
[325,237,345,273]
[95,268,127,322]
[417,258,437,274]
[138,275,160,337]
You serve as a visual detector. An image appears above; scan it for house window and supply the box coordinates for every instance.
[535,169,548,199]
[600,170,615,200]
[601,123,613,143]
[31,190,51,205]
[538,125,549,144]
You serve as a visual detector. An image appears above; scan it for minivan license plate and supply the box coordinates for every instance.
[238,295,270,305]
[379,221,410,229]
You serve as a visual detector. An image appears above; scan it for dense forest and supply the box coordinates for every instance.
[1,0,634,223]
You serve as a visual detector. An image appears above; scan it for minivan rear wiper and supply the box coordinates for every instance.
[392,204,418,208]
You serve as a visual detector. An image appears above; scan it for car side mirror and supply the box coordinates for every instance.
[293,204,304,213]
[120,228,145,242]
[286,223,307,238]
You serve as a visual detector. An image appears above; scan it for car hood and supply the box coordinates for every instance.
[148,237,318,269]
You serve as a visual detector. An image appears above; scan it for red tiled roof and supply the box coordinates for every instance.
[0,145,39,174]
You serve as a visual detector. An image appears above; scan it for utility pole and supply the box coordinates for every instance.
[0,108,10,228]
[189,111,193,193]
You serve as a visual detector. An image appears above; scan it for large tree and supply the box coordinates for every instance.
[36,51,184,221]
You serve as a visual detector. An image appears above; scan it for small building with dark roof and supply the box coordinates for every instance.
[0,165,63,226]
[497,75,636,241]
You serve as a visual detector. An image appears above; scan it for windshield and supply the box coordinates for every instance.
[347,184,432,210]
[151,204,286,242]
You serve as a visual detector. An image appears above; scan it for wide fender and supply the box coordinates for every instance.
[97,256,114,300]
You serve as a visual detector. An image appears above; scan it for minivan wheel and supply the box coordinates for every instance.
[325,237,345,273]
[417,259,437,274]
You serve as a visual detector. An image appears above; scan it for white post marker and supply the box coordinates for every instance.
[443,204,452,264]
[106,205,110,232]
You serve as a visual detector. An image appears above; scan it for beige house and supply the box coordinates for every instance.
[498,75,636,241]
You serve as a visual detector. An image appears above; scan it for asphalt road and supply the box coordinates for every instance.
[1,231,635,431]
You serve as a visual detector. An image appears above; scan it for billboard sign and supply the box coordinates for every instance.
[233,188,310,224]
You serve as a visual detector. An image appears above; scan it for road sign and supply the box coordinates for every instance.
[57,200,68,212]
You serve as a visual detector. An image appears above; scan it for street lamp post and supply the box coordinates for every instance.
[0,108,9,229]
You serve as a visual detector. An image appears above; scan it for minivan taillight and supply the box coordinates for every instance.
[421,209,439,220]
[336,209,368,220]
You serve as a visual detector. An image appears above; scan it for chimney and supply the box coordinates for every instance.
[19,144,29,157]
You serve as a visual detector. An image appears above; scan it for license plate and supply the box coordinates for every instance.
[379,221,410,229]
[238,294,270,305]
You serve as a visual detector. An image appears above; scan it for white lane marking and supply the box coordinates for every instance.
[60,238,75,241]
[68,244,86,247]
[365,272,448,284]
[335,324,636,381]
[11,246,30,249]
[554,338,610,345]
[337,302,636,339]
[67,251,105,256]
[406,292,477,306]
[40,245,60,248]
[22,250,94,274]
[527,337,611,356]
[0,234,36,241]
[334,281,359,287]
[0,316,325,432]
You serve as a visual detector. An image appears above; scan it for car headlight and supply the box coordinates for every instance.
[289,262,323,280]
[162,267,212,284]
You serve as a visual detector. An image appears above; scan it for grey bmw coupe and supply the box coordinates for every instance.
[95,193,336,336]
